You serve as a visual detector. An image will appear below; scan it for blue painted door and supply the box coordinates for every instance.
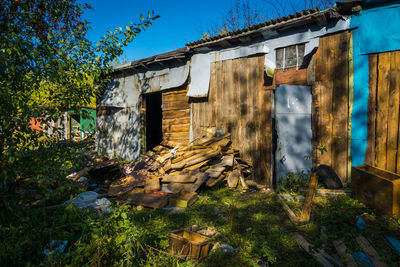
[275,84,312,183]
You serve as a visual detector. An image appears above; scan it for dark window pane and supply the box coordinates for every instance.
[297,44,305,67]
[285,45,297,68]
[276,48,283,69]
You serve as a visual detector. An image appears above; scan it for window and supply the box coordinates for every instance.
[276,44,305,70]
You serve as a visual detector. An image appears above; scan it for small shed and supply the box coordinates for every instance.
[67,107,96,139]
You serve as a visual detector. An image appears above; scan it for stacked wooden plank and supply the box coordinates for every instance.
[162,86,191,145]
[106,133,251,208]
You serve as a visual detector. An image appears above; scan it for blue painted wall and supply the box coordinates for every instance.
[350,1,400,166]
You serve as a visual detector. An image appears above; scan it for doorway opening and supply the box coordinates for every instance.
[144,92,163,151]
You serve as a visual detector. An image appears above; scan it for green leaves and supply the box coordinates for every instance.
[0,0,159,185]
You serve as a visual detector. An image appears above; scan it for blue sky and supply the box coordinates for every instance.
[81,0,309,62]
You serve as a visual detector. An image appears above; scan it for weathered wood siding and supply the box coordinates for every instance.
[162,85,190,145]
[313,31,350,182]
[191,55,272,185]
[365,51,400,173]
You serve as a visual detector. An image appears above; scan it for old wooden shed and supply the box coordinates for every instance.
[97,0,400,187]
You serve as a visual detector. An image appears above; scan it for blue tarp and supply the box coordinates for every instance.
[350,3,400,166]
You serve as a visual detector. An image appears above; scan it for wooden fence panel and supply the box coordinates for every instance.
[368,51,400,173]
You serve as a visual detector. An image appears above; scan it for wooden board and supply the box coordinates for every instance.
[376,52,391,170]
[161,173,198,183]
[355,235,387,267]
[171,150,220,169]
[275,68,307,85]
[366,54,378,166]
[332,32,349,180]
[162,101,190,111]
[299,172,318,222]
[167,173,209,192]
[333,240,357,267]
[395,51,400,174]
[163,109,190,119]
[125,192,169,208]
[291,232,334,267]
[169,192,198,208]
[387,52,399,172]
[205,166,225,179]
[163,118,190,126]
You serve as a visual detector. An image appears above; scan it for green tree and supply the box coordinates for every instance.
[0,0,158,184]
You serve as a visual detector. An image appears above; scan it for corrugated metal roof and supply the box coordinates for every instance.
[112,7,351,72]
[113,47,191,72]
[186,8,343,48]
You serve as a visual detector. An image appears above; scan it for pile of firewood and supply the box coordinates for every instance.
[68,133,251,208]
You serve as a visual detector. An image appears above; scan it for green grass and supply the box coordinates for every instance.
[1,141,400,266]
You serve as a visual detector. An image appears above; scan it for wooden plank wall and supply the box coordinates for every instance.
[162,84,190,145]
[365,51,400,173]
[191,55,273,185]
[313,31,350,182]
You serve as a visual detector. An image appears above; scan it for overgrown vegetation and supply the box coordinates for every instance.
[1,0,158,186]
[2,141,400,266]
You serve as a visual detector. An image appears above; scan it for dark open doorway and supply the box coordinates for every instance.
[144,92,163,151]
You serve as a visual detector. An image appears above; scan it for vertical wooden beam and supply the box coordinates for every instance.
[387,52,399,172]
[365,54,378,166]
[247,56,257,176]
[318,36,333,167]
[210,62,217,130]
[395,51,400,174]
[258,55,270,185]
[239,57,249,161]
[312,82,321,169]
[332,32,349,181]
[233,58,241,150]
[347,32,354,178]
[264,89,272,186]
[376,52,391,170]
[215,61,223,130]
[225,60,234,133]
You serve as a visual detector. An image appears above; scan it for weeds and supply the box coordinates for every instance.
[278,171,311,194]
[2,141,400,266]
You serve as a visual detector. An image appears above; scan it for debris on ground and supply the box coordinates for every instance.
[315,164,343,189]
[63,191,99,208]
[277,172,319,224]
[217,243,239,254]
[43,240,68,260]
[169,229,212,260]
[384,236,400,256]
[62,191,111,213]
[355,216,366,230]
[196,226,219,237]
[65,132,254,210]
[351,251,374,267]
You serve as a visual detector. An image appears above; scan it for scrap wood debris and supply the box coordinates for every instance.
[66,133,253,209]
